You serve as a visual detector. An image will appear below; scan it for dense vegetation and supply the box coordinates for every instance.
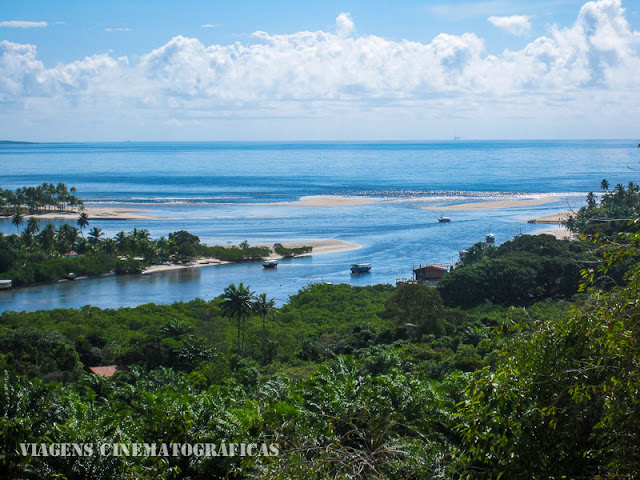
[1,179,640,478]
[1,185,311,287]
[0,182,83,216]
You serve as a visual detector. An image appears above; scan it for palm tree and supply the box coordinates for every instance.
[26,216,41,235]
[221,283,255,355]
[57,223,79,252]
[253,293,276,365]
[11,210,24,234]
[102,238,117,255]
[77,212,90,236]
[87,227,103,245]
[601,179,609,191]
[38,223,57,252]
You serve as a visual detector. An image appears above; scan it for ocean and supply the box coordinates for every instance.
[0,140,637,312]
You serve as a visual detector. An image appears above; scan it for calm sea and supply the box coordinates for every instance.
[0,140,637,312]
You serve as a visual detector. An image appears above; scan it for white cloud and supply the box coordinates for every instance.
[0,20,47,28]
[0,0,639,140]
[104,27,131,32]
[488,15,532,35]
[201,24,220,29]
[336,13,354,36]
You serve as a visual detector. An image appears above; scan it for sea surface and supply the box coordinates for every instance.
[1,140,637,312]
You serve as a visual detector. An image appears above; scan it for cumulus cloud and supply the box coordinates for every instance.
[488,15,531,35]
[335,13,354,36]
[0,0,639,139]
[0,20,47,28]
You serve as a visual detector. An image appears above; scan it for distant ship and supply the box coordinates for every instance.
[452,136,461,141]
[350,263,372,274]
[438,216,451,223]
[262,260,278,269]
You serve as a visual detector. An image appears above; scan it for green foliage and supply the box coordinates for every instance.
[568,180,640,235]
[272,243,312,257]
[384,283,445,338]
[439,234,594,307]
[456,229,640,479]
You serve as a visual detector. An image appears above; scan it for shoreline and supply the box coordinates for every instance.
[7,207,163,221]
[142,239,362,275]
[422,197,561,211]
[530,211,575,240]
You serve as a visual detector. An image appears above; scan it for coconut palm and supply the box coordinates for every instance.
[11,210,24,234]
[25,217,41,236]
[221,283,255,355]
[77,212,90,236]
[38,223,57,252]
[87,227,104,245]
[601,179,609,191]
[253,292,276,364]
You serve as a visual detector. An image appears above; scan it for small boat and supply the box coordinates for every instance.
[351,263,372,274]
[438,216,451,223]
[486,233,495,243]
[66,272,76,280]
[262,260,278,269]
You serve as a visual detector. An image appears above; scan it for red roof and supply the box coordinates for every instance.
[64,251,79,257]
[87,365,122,377]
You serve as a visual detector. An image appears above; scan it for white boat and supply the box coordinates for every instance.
[486,233,495,243]
[350,263,372,274]
[438,216,451,223]
[262,260,278,269]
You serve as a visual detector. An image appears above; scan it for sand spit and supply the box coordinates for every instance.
[529,212,572,224]
[23,207,161,221]
[142,239,361,275]
[258,196,379,207]
[423,197,560,211]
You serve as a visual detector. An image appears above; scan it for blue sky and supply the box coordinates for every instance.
[1,0,639,141]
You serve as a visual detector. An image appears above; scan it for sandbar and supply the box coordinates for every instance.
[422,197,560,211]
[24,207,161,221]
[260,196,378,207]
[528,212,571,224]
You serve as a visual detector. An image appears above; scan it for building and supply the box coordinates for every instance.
[412,264,448,286]
[0,279,12,290]
[87,365,125,377]
[62,251,79,258]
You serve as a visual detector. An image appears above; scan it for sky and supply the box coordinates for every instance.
[0,0,639,141]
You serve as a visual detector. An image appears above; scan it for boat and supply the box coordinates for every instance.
[262,260,278,269]
[438,216,451,223]
[486,233,495,243]
[350,263,372,274]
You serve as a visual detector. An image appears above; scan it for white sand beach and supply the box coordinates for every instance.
[536,228,573,240]
[529,212,572,224]
[26,207,160,221]
[422,197,560,211]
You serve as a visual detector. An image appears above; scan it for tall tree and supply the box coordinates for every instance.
[253,292,276,364]
[77,212,89,236]
[87,227,103,245]
[221,283,255,355]
[11,210,24,234]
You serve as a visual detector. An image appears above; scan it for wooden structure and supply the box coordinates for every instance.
[412,264,448,286]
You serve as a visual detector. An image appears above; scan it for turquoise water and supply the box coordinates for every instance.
[1,140,637,311]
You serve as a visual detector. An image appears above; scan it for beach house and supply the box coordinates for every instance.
[412,264,448,286]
